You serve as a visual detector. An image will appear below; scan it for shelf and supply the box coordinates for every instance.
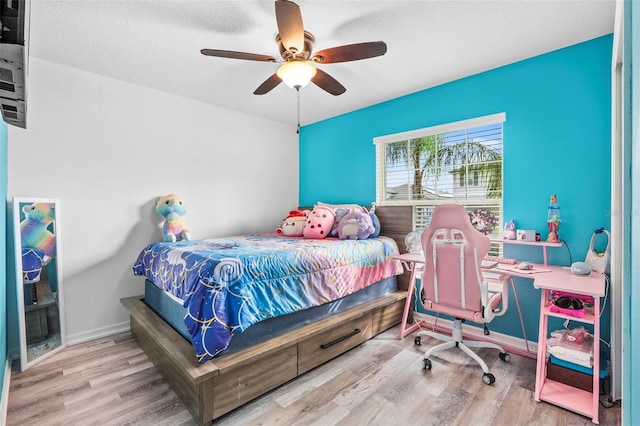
[544,306,597,325]
[490,237,562,265]
[537,379,595,420]
[536,284,602,424]
[489,237,562,247]
[24,280,56,312]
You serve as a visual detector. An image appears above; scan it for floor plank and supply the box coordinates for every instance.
[7,326,621,425]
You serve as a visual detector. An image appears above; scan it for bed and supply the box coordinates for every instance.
[121,206,413,425]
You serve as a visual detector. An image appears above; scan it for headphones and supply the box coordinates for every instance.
[553,296,584,310]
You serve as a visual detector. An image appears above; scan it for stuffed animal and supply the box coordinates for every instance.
[20,202,56,260]
[368,203,381,238]
[328,208,350,237]
[21,248,46,284]
[276,210,309,237]
[303,205,335,239]
[503,219,516,240]
[337,210,375,240]
[156,194,191,242]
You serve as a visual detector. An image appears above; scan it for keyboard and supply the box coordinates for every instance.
[481,260,498,269]
[484,255,518,265]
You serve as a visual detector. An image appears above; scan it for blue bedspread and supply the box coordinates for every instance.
[132,234,403,362]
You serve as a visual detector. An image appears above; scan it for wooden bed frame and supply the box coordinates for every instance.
[120,206,413,425]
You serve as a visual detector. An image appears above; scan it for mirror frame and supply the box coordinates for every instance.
[12,197,66,371]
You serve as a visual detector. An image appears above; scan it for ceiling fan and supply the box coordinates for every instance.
[200,0,387,97]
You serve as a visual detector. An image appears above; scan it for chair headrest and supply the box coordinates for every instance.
[421,204,489,252]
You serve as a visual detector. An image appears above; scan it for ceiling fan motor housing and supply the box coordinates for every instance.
[277,31,315,61]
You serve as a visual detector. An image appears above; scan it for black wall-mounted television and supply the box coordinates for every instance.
[0,0,28,128]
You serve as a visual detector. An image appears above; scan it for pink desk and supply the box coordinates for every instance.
[393,252,426,339]
[393,252,606,423]
[393,253,530,355]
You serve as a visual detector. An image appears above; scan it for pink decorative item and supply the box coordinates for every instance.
[276,210,309,237]
[468,208,497,235]
[503,219,516,240]
[548,303,585,318]
[303,206,336,239]
[548,290,588,318]
[546,194,561,243]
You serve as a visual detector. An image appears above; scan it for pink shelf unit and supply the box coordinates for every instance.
[534,268,605,424]
[489,237,562,265]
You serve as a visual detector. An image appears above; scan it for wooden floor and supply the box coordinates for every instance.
[7,325,621,425]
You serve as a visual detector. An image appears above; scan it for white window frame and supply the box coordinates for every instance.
[373,113,506,240]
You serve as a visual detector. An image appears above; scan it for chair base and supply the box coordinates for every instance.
[416,318,510,383]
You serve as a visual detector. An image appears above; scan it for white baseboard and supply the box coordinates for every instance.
[65,321,130,346]
[7,347,19,363]
[1,356,12,426]
[412,312,538,357]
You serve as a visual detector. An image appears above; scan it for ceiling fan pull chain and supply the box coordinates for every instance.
[296,85,301,134]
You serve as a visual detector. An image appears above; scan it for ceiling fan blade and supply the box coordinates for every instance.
[311,68,346,96]
[275,0,304,53]
[201,49,277,62]
[312,41,387,64]
[254,73,283,95]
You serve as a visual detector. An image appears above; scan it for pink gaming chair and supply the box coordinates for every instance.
[416,204,510,385]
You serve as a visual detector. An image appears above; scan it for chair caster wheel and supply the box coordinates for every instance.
[482,373,495,385]
[415,336,422,346]
[499,352,511,362]
[423,359,432,370]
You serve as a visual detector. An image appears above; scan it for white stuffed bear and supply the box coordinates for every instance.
[276,210,309,237]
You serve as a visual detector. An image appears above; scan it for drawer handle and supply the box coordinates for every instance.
[320,328,361,350]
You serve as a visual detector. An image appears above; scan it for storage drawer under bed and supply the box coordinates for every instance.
[212,344,298,419]
[297,313,372,374]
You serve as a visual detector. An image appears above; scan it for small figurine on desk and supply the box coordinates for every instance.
[546,194,561,243]
[503,219,516,240]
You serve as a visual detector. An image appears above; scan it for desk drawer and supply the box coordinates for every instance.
[298,314,372,374]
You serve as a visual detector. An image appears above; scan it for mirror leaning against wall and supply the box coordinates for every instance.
[12,197,66,371]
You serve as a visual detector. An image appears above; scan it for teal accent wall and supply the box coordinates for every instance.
[1,119,7,393]
[300,36,612,344]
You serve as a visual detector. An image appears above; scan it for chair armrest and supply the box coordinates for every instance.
[481,276,510,320]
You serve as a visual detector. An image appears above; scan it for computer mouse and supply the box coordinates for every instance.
[518,261,534,270]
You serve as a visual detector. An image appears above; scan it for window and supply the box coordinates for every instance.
[460,170,480,187]
[374,113,505,252]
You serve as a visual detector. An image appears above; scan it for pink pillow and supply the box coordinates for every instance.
[303,206,336,239]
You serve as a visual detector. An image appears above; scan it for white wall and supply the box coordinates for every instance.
[7,57,299,344]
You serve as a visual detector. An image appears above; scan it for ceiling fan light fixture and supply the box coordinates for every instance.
[201,1,386,97]
[277,60,317,89]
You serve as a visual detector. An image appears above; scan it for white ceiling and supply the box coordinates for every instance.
[28,0,616,128]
